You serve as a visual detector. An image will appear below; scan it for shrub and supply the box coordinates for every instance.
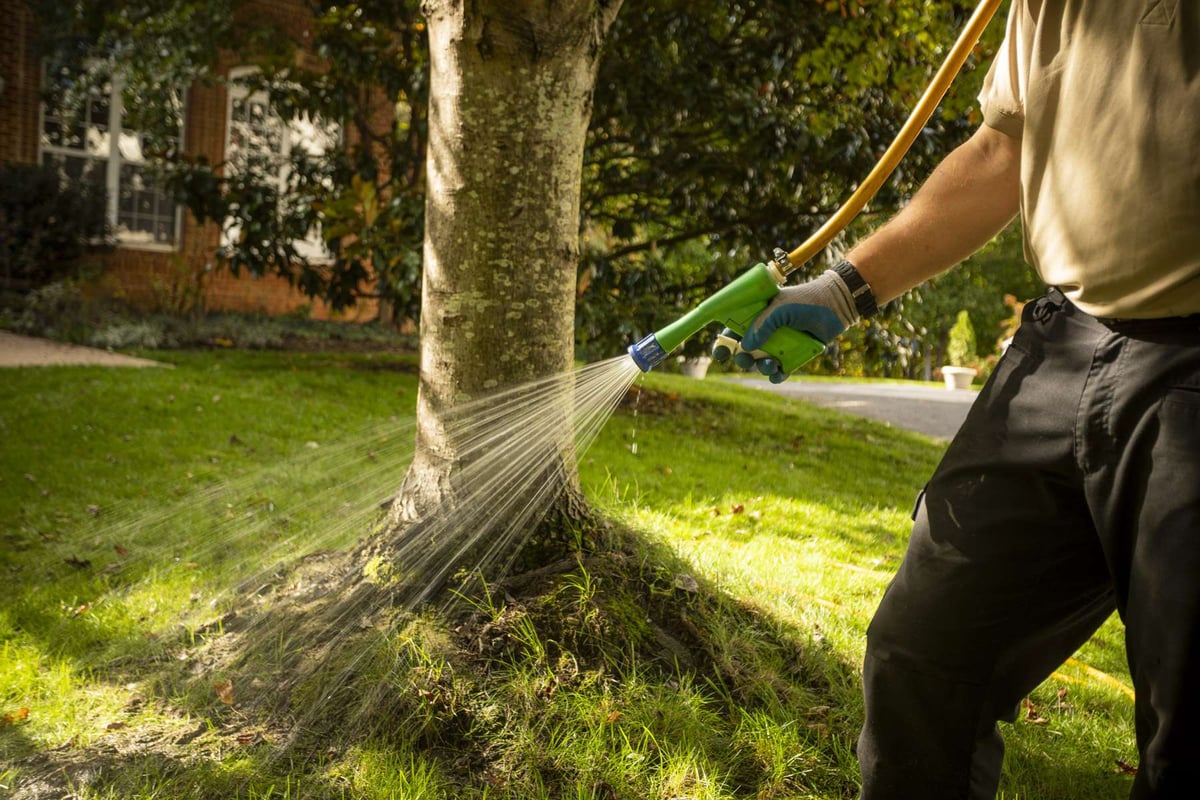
[0,162,110,288]
[946,310,978,367]
[89,321,170,350]
[1,279,102,343]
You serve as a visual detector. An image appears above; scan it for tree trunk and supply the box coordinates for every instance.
[380,0,623,576]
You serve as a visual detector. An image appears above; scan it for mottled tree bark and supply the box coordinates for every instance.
[382,0,623,570]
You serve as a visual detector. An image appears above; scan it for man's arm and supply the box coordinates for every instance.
[728,124,1023,381]
[849,124,1022,304]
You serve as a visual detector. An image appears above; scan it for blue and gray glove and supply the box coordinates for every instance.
[713,269,859,382]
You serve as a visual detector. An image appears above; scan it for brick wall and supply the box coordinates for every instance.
[0,0,39,164]
[1,0,382,323]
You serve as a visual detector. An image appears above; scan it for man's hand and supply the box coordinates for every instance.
[713,269,858,382]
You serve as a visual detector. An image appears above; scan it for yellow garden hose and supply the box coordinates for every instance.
[783,0,1006,273]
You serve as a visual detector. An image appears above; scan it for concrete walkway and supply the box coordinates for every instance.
[0,330,168,368]
[726,376,977,441]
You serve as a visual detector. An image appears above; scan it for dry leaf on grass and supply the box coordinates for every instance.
[1023,697,1049,725]
[213,680,235,706]
[2,707,31,726]
[1115,759,1138,775]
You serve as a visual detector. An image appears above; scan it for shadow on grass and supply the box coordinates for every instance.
[7,517,868,800]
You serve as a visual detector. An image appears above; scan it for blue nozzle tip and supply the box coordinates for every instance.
[628,333,668,372]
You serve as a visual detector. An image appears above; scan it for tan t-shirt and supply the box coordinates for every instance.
[979,0,1200,318]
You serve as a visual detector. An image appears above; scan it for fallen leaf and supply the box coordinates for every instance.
[105,721,127,731]
[673,574,699,593]
[1,707,30,726]
[64,556,91,570]
[1115,759,1138,775]
[213,680,235,706]
[1023,697,1049,725]
[236,732,261,745]
[604,711,622,724]
[86,504,101,516]
[24,473,36,482]
[114,545,130,557]
[709,506,721,517]
[731,503,745,515]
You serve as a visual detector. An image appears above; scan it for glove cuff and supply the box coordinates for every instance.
[829,259,879,319]
[816,268,860,329]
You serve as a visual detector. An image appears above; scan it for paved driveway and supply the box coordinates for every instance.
[726,376,978,440]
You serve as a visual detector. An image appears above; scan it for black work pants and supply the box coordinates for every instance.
[858,290,1200,799]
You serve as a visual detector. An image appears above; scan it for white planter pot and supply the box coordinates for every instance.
[680,356,712,379]
[942,365,977,390]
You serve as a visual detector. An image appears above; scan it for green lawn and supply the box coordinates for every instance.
[0,351,1136,799]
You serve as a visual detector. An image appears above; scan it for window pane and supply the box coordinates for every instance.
[42,151,105,193]
[228,91,285,173]
[289,113,339,158]
[120,87,182,159]
[117,163,177,246]
[41,73,109,156]
[109,82,182,246]
[224,75,339,261]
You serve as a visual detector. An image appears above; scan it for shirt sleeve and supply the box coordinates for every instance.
[978,0,1030,139]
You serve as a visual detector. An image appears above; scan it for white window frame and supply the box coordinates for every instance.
[222,66,339,263]
[37,63,185,252]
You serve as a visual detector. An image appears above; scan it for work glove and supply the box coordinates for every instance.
[712,269,858,383]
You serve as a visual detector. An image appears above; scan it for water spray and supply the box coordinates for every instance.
[629,0,1004,376]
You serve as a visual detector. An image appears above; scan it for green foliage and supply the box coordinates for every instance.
[946,310,977,366]
[34,0,427,319]
[576,0,1005,358]
[0,279,107,343]
[0,163,110,289]
[162,0,429,318]
[35,1,235,161]
[35,0,1008,348]
[0,280,415,350]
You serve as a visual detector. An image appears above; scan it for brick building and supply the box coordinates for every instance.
[0,0,380,321]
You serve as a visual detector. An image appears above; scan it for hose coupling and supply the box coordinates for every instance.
[628,333,669,372]
[769,247,793,282]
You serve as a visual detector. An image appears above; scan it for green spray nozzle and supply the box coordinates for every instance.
[628,262,825,375]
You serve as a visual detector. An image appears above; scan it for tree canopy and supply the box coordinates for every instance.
[33,0,1019,362]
